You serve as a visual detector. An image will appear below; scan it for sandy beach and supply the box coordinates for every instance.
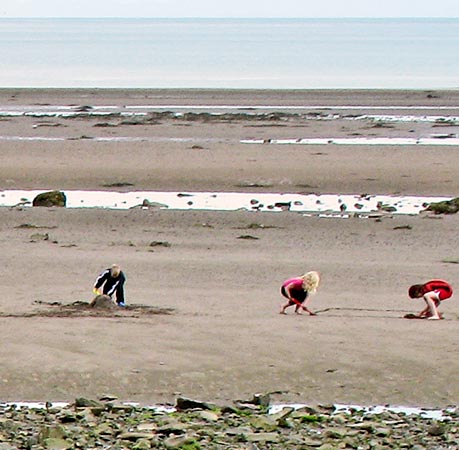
[0,88,458,409]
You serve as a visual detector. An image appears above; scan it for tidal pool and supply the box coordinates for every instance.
[0,190,451,215]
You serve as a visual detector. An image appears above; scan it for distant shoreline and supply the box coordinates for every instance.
[1,88,458,110]
[1,87,458,93]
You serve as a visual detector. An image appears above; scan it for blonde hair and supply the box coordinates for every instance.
[111,264,121,277]
[301,271,320,293]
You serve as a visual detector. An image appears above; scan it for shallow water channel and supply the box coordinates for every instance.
[0,190,451,215]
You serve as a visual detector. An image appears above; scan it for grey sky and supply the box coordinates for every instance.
[1,0,459,18]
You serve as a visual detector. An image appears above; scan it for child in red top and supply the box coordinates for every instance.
[280,271,320,315]
[407,279,453,320]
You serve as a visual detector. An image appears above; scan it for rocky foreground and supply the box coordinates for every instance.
[1,395,459,449]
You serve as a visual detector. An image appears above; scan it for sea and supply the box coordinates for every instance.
[0,17,458,89]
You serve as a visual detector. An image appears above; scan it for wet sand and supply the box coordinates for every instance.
[0,88,458,408]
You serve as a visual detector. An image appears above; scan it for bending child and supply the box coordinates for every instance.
[94,264,127,307]
[407,279,453,320]
[280,271,320,315]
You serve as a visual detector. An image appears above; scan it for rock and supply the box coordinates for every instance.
[107,402,135,413]
[427,423,445,436]
[220,404,240,414]
[132,439,153,450]
[233,402,260,412]
[89,406,105,416]
[274,202,291,211]
[243,432,280,443]
[138,199,168,209]
[247,444,262,450]
[30,232,49,242]
[74,398,103,408]
[149,241,171,248]
[99,394,118,401]
[38,425,67,443]
[118,432,155,441]
[163,435,195,449]
[57,412,77,423]
[136,423,157,432]
[93,422,112,435]
[0,444,18,450]
[427,197,459,214]
[198,410,219,422]
[302,438,324,447]
[318,444,338,450]
[251,393,271,407]
[101,181,134,187]
[323,427,348,439]
[157,421,189,435]
[292,412,323,423]
[379,205,397,212]
[43,438,72,450]
[175,396,214,411]
[224,426,253,436]
[32,191,66,207]
[75,105,93,112]
[297,404,327,415]
[249,415,278,432]
[331,413,348,424]
[90,295,116,309]
[374,427,392,436]
[270,406,294,423]
[348,421,378,431]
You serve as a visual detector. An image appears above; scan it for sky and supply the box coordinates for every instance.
[1,0,459,18]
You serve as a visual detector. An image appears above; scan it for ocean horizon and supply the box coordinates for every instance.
[1,17,458,89]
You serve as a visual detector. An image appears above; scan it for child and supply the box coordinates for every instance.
[94,264,127,307]
[280,271,320,315]
[407,279,453,320]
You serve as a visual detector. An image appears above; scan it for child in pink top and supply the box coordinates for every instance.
[280,271,320,315]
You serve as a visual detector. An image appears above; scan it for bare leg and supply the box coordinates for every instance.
[279,301,290,314]
[424,293,440,320]
[285,297,304,314]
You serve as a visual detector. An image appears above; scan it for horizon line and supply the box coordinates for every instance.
[1,16,459,20]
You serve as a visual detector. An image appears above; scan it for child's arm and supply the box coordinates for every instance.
[301,296,316,315]
[417,306,430,318]
[292,295,315,315]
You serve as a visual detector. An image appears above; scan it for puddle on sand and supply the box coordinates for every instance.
[0,190,451,215]
[269,403,454,421]
[242,137,459,146]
